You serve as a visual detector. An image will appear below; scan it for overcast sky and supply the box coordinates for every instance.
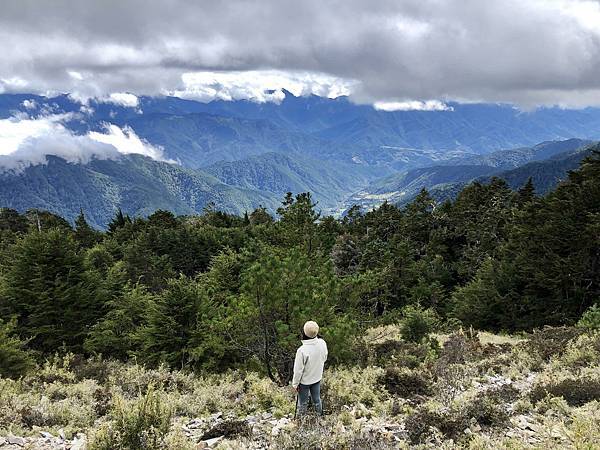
[1,0,600,108]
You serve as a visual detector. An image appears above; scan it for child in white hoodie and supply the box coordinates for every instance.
[292,321,328,416]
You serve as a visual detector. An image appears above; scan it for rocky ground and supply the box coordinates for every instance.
[1,327,599,449]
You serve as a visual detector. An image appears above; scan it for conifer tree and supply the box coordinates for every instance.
[1,229,101,352]
[107,208,131,233]
[0,317,35,378]
[74,210,101,249]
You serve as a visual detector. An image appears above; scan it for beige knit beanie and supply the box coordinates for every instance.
[303,320,319,338]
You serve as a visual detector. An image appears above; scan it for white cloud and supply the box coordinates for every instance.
[373,100,453,112]
[0,113,173,172]
[168,70,357,103]
[21,99,37,110]
[101,92,140,108]
[89,124,173,162]
[67,70,84,81]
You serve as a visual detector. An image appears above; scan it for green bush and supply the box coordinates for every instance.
[398,305,439,344]
[89,386,172,450]
[578,304,600,330]
[371,340,431,368]
[531,376,600,407]
[0,317,35,379]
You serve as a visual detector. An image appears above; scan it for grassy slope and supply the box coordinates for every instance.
[1,327,598,449]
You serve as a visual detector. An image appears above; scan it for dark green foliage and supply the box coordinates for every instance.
[0,317,35,378]
[524,326,585,362]
[0,153,597,374]
[85,285,153,359]
[75,210,102,249]
[0,208,28,233]
[379,367,432,397]
[0,229,102,352]
[199,419,251,440]
[531,377,600,406]
[398,305,439,344]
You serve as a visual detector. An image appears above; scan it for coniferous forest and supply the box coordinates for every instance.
[0,151,599,449]
[1,150,598,378]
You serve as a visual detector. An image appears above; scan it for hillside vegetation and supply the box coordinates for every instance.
[0,151,598,448]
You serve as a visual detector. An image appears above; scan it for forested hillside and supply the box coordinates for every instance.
[0,150,599,449]
[0,150,598,372]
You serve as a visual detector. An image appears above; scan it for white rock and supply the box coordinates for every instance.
[210,412,223,421]
[39,431,54,439]
[58,428,66,440]
[7,436,26,446]
[71,434,86,450]
[0,437,6,446]
[203,436,224,447]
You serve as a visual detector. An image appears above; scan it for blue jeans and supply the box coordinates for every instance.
[297,381,322,416]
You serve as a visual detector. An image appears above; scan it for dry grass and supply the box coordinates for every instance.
[0,327,598,449]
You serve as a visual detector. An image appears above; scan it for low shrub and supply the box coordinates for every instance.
[405,398,508,444]
[324,366,386,412]
[578,304,600,330]
[437,330,482,364]
[553,332,600,370]
[531,376,600,406]
[199,419,250,440]
[378,367,432,398]
[371,340,431,368]
[524,326,584,362]
[88,386,172,450]
[433,362,472,406]
[485,383,521,403]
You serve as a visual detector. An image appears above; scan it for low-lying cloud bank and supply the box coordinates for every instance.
[168,70,357,104]
[0,113,173,173]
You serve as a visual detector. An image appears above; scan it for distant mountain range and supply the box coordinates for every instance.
[0,155,279,229]
[2,92,600,226]
[347,139,597,210]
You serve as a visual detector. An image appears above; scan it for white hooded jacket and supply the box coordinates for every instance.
[292,337,328,388]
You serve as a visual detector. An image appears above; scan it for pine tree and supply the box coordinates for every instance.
[1,229,101,352]
[0,317,35,378]
[228,246,353,383]
[108,208,131,233]
[516,177,536,204]
[276,192,320,252]
[74,210,101,249]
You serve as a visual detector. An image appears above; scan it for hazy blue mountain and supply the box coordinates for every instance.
[121,112,343,168]
[204,152,378,214]
[4,92,600,221]
[5,93,600,158]
[0,155,279,228]
[316,104,600,154]
[347,140,598,211]
[446,138,591,169]
[477,145,598,194]
[346,165,498,211]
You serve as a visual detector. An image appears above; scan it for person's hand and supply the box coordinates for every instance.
[293,385,299,392]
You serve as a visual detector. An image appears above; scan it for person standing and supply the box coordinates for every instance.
[292,320,328,417]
